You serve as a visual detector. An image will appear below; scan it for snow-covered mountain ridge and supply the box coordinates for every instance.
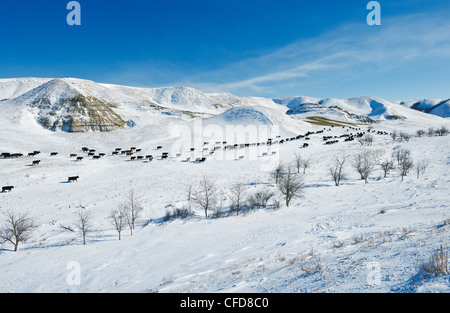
[0,77,448,133]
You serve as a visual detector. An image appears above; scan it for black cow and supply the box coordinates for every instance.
[68,176,79,183]
[2,186,14,192]
[32,160,41,166]
[303,143,309,148]
[50,152,58,156]
[76,157,84,161]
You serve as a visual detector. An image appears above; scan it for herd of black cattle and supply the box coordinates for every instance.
[1,125,391,193]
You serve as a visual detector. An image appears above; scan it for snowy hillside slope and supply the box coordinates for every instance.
[0,77,51,101]
[399,98,450,118]
[0,113,449,293]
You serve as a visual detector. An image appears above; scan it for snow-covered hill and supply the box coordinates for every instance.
[0,77,51,101]
[1,78,448,135]
[400,99,450,118]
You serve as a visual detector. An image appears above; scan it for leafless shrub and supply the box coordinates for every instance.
[298,248,323,275]
[436,126,449,136]
[358,134,374,146]
[333,240,345,249]
[399,132,411,142]
[164,206,194,222]
[247,189,275,211]
[352,234,366,244]
[419,245,449,276]
[391,130,398,142]
[416,129,426,137]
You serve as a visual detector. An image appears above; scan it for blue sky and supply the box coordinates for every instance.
[1,0,450,100]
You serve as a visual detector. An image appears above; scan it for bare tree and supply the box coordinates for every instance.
[380,159,395,178]
[329,156,347,186]
[277,165,305,207]
[229,182,248,216]
[109,206,127,240]
[353,152,367,180]
[75,210,92,245]
[399,154,414,181]
[392,147,411,166]
[0,210,35,252]
[192,175,218,218]
[186,183,194,210]
[271,163,285,184]
[416,159,429,178]
[124,190,143,236]
[294,153,303,174]
[352,151,375,183]
[301,158,311,175]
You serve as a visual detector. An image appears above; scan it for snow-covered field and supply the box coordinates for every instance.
[0,79,449,293]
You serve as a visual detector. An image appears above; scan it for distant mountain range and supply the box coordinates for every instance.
[0,77,448,132]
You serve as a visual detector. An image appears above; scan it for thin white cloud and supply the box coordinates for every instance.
[177,11,450,97]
